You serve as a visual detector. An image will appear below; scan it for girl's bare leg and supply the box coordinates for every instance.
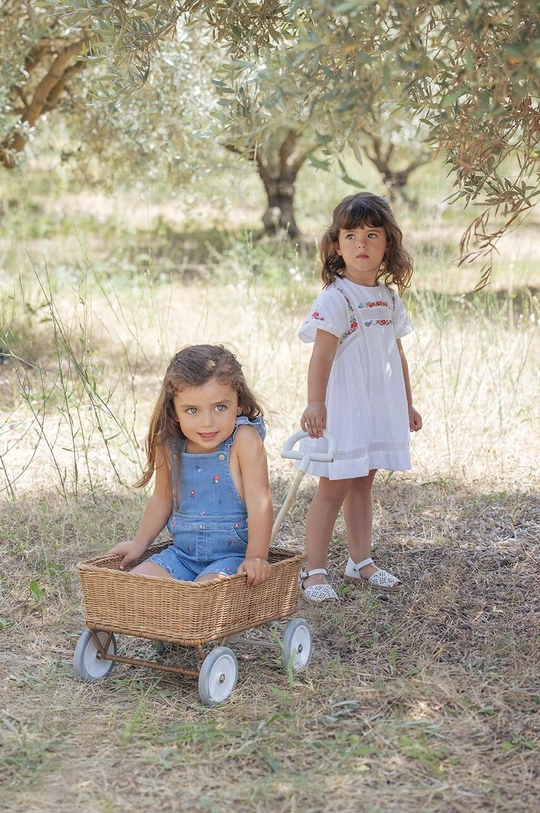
[129,561,175,578]
[195,572,222,583]
[303,477,350,587]
[342,470,379,579]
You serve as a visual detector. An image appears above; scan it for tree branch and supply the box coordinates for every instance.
[22,38,89,128]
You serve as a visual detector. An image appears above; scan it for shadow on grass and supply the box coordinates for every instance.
[1,478,539,811]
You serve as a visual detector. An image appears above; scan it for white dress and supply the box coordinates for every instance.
[299,278,414,479]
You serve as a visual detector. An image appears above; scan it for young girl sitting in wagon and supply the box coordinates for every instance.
[109,344,273,587]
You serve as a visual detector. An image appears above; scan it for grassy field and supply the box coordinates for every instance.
[1,156,540,812]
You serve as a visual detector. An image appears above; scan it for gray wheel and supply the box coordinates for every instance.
[282,618,312,672]
[198,647,238,706]
[73,629,116,682]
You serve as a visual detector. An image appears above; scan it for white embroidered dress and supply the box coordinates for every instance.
[299,278,414,479]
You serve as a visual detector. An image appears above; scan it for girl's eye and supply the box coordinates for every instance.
[215,404,226,412]
[368,232,378,238]
[186,407,197,414]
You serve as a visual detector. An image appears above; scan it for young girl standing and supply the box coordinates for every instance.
[298,192,422,603]
[110,344,273,587]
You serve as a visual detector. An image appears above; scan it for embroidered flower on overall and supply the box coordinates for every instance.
[213,475,220,484]
[190,489,196,497]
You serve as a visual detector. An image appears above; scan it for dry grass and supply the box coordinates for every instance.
[1,477,539,812]
[1,187,540,811]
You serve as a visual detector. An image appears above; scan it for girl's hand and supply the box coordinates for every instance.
[108,538,149,570]
[409,406,422,432]
[301,401,327,438]
[237,556,271,587]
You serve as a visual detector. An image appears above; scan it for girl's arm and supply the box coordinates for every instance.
[234,426,273,587]
[300,329,339,438]
[109,445,174,568]
[397,339,422,432]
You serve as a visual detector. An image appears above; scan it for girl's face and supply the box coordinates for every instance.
[336,224,387,285]
[173,379,241,453]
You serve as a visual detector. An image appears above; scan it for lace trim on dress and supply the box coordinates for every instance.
[334,441,409,461]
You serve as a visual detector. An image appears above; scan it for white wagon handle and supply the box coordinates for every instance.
[270,430,337,545]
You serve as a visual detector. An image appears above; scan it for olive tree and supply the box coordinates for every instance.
[58,0,540,276]
[284,0,540,278]
[0,0,90,169]
[12,1,540,270]
[53,1,320,236]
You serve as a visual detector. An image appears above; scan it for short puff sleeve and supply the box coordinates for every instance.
[391,289,414,340]
[298,288,348,344]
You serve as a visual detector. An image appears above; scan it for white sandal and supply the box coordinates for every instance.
[299,567,339,604]
[344,557,403,592]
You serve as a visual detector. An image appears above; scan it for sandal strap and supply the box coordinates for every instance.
[300,567,328,581]
[354,557,374,570]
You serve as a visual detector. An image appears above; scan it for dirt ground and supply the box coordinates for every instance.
[1,469,539,813]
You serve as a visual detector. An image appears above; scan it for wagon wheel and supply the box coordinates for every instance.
[282,618,312,672]
[198,647,238,706]
[73,629,117,682]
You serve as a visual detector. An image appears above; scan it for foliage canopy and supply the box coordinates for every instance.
[3,1,540,276]
[53,0,540,278]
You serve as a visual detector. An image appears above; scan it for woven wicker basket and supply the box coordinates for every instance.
[77,540,303,646]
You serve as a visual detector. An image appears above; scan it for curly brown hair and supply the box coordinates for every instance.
[136,344,263,488]
[320,192,414,294]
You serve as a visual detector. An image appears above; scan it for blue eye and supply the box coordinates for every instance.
[186,407,197,414]
[215,404,226,412]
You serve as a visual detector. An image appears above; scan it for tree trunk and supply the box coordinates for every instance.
[254,130,317,239]
[261,178,300,237]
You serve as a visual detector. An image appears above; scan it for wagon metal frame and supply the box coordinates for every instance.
[73,431,336,704]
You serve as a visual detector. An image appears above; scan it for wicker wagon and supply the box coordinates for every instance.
[73,431,336,705]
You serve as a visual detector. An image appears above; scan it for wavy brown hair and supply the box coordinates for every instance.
[136,344,264,488]
[320,192,414,294]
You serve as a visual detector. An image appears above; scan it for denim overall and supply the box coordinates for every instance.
[147,418,264,580]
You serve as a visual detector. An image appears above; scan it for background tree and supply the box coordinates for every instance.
[55,1,319,238]
[57,0,540,280]
[214,62,322,238]
[59,33,223,193]
[354,103,433,206]
[0,0,90,169]
[285,0,540,280]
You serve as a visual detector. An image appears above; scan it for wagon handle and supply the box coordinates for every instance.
[270,430,337,544]
[280,429,337,469]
